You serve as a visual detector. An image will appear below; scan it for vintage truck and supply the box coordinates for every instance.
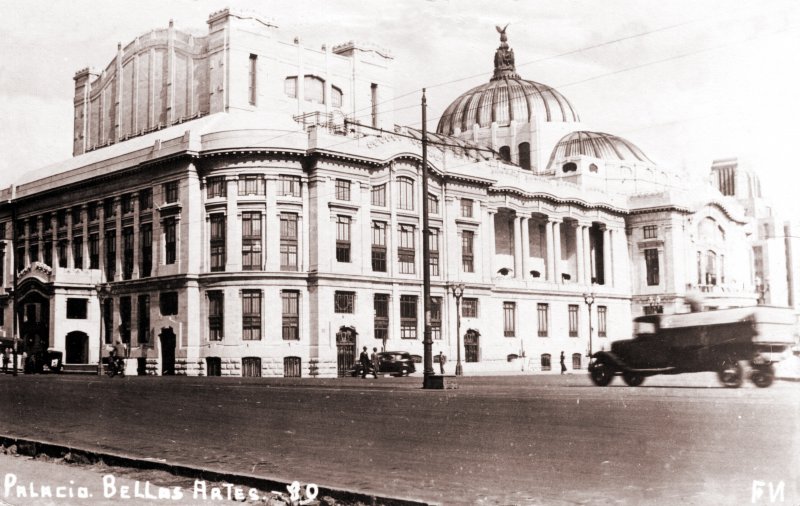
[588,306,796,388]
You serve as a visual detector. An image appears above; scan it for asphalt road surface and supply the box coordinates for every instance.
[0,373,797,505]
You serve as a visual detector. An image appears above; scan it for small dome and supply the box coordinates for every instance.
[436,28,579,136]
[547,131,653,168]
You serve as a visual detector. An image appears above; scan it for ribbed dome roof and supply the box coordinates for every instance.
[548,131,653,166]
[436,27,579,135]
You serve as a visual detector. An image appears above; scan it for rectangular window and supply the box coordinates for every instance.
[537,303,549,337]
[16,245,25,272]
[336,216,351,263]
[160,292,178,315]
[427,194,439,214]
[66,298,88,319]
[57,240,68,268]
[207,291,224,341]
[164,181,179,204]
[462,298,478,318]
[398,224,415,274]
[374,294,389,342]
[137,295,150,345]
[164,218,177,265]
[462,231,474,273]
[371,221,387,272]
[645,248,660,286]
[242,357,261,377]
[503,302,516,337]
[431,296,442,340]
[139,188,153,211]
[397,177,414,211]
[241,212,262,270]
[103,198,115,219]
[371,83,378,128]
[568,304,579,337]
[72,236,83,269]
[461,198,473,218]
[278,175,301,197]
[42,240,51,267]
[210,214,226,272]
[29,242,39,266]
[643,225,657,239]
[119,296,131,344]
[121,194,134,214]
[334,291,355,313]
[242,290,262,340]
[88,203,99,221]
[335,179,351,201]
[400,295,418,339]
[238,175,265,196]
[71,207,82,226]
[429,228,439,277]
[89,233,100,269]
[57,209,67,228]
[103,299,113,344]
[280,213,298,271]
[598,306,607,338]
[248,53,257,105]
[207,177,226,199]
[371,184,386,207]
[104,230,116,280]
[282,291,300,340]
[140,224,152,277]
[122,228,134,279]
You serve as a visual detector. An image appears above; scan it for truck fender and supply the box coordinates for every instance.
[591,351,625,370]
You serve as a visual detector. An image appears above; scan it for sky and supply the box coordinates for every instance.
[2,0,799,216]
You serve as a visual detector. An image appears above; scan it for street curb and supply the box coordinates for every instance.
[0,435,434,506]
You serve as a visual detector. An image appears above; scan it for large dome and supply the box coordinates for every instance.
[436,28,579,136]
[548,131,653,166]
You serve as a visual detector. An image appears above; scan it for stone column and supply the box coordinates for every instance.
[603,227,613,287]
[583,225,592,284]
[66,209,74,268]
[520,216,530,280]
[513,216,523,278]
[553,220,562,282]
[132,193,140,278]
[545,218,555,282]
[98,204,106,279]
[483,209,496,282]
[81,205,89,269]
[22,219,30,267]
[114,197,122,281]
[36,216,44,263]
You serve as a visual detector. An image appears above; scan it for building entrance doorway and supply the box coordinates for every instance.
[159,328,176,375]
[65,331,89,364]
[336,326,356,377]
[465,329,480,362]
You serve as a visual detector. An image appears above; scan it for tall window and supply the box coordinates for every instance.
[643,225,657,239]
[164,181,179,204]
[541,353,551,371]
[335,179,351,201]
[88,203,99,221]
[598,306,607,338]
[140,224,152,277]
[280,213,298,271]
[241,212,262,270]
[72,236,83,269]
[207,291,223,341]
[331,86,343,108]
[427,194,439,214]
[397,177,414,211]
[119,296,131,344]
[57,240,68,268]
[210,214,226,272]
[284,357,302,378]
[140,188,153,210]
[499,146,511,162]
[282,291,299,340]
[336,216,351,263]
[644,248,659,286]
[400,295,418,339]
[89,233,100,269]
[103,198,115,218]
[429,228,439,276]
[284,77,297,98]
[371,184,386,206]
[122,227,134,279]
[572,353,582,370]
[71,207,82,226]
[159,292,179,315]
[242,357,261,377]
[238,175,265,196]
[518,142,531,170]
[248,54,257,105]
[503,302,516,337]
[334,291,355,313]
[103,299,113,344]
[398,224,415,274]
[371,221,387,272]
[462,298,478,318]
[431,296,442,340]
[242,290,262,340]
[460,199,473,218]
[279,175,301,197]
[121,194,134,214]
[104,230,116,280]
[537,303,549,337]
[462,231,474,273]
[57,209,67,228]
[371,83,378,127]
[164,218,177,265]
[304,76,324,103]
[568,304,579,337]
[374,294,389,342]
[137,295,150,345]
[207,177,226,198]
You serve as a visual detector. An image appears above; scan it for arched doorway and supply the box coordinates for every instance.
[159,327,176,375]
[65,331,89,364]
[336,326,357,377]
[464,329,480,362]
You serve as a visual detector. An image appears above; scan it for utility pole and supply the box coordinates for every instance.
[11,200,18,376]
[421,89,434,389]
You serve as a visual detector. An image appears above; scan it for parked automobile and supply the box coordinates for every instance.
[351,351,416,377]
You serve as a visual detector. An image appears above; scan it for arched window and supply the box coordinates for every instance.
[562,162,577,173]
[499,146,511,162]
[397,176,415,211]
[284,77,297,98]
[705,251,717,285]
[331,85,343,108]
[541,353,551,371]
[518,142,531,170]
[572,353,582,370]
[589,163,599,173]
[304,76,325,103]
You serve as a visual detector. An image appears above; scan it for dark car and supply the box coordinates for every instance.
[351,351,416,377]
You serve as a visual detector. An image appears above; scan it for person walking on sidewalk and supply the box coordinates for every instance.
[560,351,567,375]
[2,347,10,373]
[371,347,380,378]
[359,346,370,378]
[439,351,447,374]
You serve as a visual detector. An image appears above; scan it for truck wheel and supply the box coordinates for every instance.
[751,365,774,388]
[622,372,645,387]
[717,360,743,388]
[589,361,614,386]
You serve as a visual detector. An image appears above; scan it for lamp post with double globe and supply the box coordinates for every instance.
[450,282,466,376]
[583,287,596,358]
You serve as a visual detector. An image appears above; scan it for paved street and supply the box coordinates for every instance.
[0,373,797,505]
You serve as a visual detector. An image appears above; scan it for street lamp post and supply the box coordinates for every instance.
[646,295,662,314]
[96,283,109,376]
[583,287,596,358]
[450,283,465,376]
